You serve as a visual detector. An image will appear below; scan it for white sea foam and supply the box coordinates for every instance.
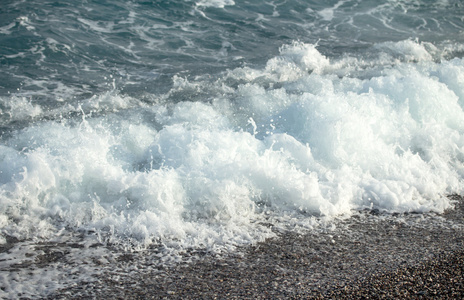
[195,0,235,8]
[16,16,35,31]
[77,18,115,33]
[317,0,348,21]
[0,22,15,35]
[0,96,43,121]
[0,238,123,299]
[1,41,463,257]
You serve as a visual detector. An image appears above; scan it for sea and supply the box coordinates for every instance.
[1,0,464,297]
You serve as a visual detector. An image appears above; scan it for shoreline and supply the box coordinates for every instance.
[45,196,464,299]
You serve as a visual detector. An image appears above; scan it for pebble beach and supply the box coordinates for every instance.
[41,196,464,299]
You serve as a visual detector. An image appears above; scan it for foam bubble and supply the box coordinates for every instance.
[266,42,330,80]
[0,96,43,122]
[317,0,347,21]
[195,0,235,8]
[0,22,15,35]
[374,40,435,62]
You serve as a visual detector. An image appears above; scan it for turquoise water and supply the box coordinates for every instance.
[2,0,463,102]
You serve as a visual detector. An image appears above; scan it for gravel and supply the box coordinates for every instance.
[6,196,464,299]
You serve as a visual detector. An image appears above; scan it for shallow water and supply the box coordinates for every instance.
[1,0,464,297]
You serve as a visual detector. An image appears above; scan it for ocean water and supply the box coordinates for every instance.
[1,0,464,296]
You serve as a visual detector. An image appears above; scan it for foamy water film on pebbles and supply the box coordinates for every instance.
[1,0,464,298]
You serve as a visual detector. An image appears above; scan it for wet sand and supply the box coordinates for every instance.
[44,195,464,299]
